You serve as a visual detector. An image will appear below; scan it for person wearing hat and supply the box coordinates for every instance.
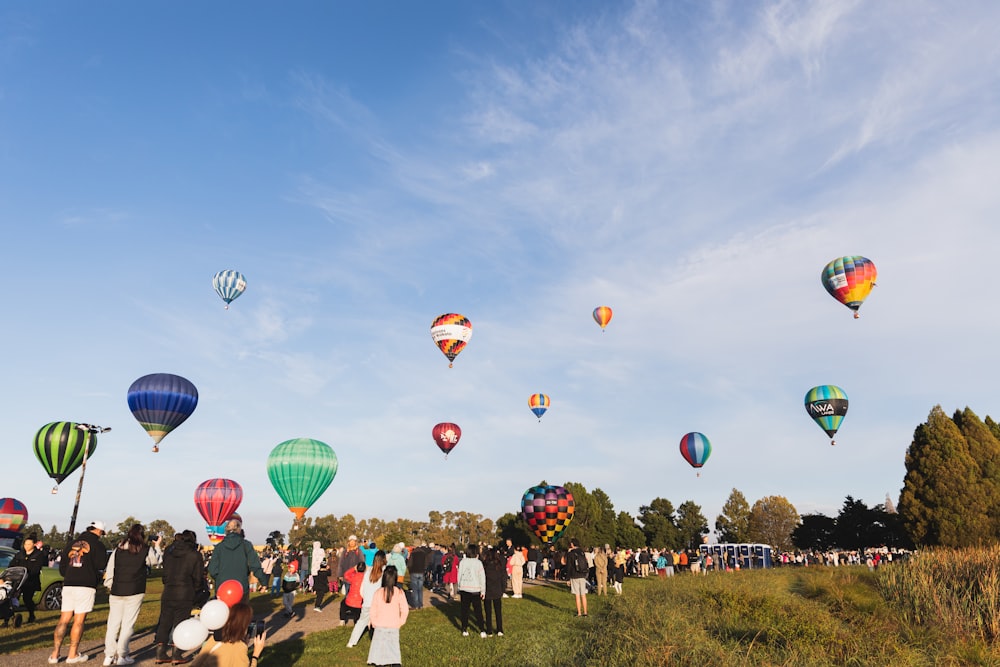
[50,520,110,664]
[336,535,363,626]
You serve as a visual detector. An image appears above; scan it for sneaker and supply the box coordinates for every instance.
[462,631,469,637]
[497,631,504,637]
[67,656,90,664]
[117,658,135,666]
[513,594,522,598]
[480,631,487,638]
[103,657,116,666]
[313,607,322,612]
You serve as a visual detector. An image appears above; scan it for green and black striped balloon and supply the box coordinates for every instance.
[33,422,97,484]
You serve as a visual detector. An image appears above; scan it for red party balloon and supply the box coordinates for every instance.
[217,579,244,607]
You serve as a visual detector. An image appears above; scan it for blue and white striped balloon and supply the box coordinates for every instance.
[212,270,247,309]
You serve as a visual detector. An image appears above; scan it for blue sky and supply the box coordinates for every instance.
[3,1,999,546]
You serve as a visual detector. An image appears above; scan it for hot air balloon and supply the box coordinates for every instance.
[205,523,226,545]
[804,385,848,445]
[528,394,550,421]
[127,373,199,452]
[267,438,338,521]
[194,478,244,528]
[432,423,462,458]
[593,306,613,331]
[0,498,28,538]
[430,313,472,368]
[212,270,247,310]
[33,422,98,492]
[521,485,575,545]
[822,256,877,319]
[679,432,711,476]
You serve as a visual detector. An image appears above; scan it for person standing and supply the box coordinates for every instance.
[312,556,331,612]
[10,533,49,624]
[341,562,366,626]
[51,520,110,665]
[526,545,539,581]
[406,542,430,610]
[566,538,589,617]
[593,545,609,595]
[103,523,153,666]
[387,543,407,585]
[154,531,204,665]
[346,551,386,648]
[281,561,300,618]
[337,536,364,625]
[508,546,526,599]
[207,519,265,604]
[482,547,505,637]
[441,546,459,601]
[367,566,409,666]
[457,544,487,638]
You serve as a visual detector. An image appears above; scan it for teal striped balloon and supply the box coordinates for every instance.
[212,270,247,309]
[804,385,849,443]
[33,422,97,484]
[267,438,338,520]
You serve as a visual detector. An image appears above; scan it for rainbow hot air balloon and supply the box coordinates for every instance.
[0,498,28,538]
[520,485,575,545]
[822,256,877,319]
[213,270,247,310]
[267,438,338,521]
[679,432,711,476]
[432,423,462,458]
[194,478,244,528]
[430,313,472,368]
[804,385,849,445]
[528,394,550,421]
[205,523,226,545]
[593,306,613,331]
[127,373,199,452]
[33,422,98,492]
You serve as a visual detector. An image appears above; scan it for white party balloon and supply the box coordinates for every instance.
[199,599,230,630]
[172,617,209,651]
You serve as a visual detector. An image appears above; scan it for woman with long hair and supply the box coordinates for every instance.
[346,549,386,648]
[190,602,266,667]
[457,544,486,638]
[103,523,151,665]
[154,531,204,665]
[482,547,506,637]
[367,565,409,666]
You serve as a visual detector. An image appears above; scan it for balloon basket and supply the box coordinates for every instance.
[152,445,159,453]
[448,362,453,368]
[831,440,836,446]
[224,304,230,310]
[51,486,58,495]
[853,312,860,319]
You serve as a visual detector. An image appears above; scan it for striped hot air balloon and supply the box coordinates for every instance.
[679,432,712,476]
[430,313,472,367]
[821,256,877,319]
[127,373,199,452]
[212,270,247,310]
[33,422,97,490]
[593,306,613,331]
[267,439,338,521]
[0,497,28,537]
[194,478,244,527]
[804,385,849,445]
[528,393,550,421]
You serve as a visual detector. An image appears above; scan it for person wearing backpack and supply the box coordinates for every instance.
[442,546,459,601]
[566,538,589,617]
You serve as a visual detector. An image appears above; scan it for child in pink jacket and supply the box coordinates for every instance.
[367,565,409,666]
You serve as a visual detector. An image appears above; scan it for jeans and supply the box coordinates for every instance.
[271,576,281,595]
[409,573,424,609]
[105,593,144,659]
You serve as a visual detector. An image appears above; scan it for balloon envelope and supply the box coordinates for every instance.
[520,485,574,545]
[804,385,849,440]
[0,498,28,538]
[212,269,247,308]
[127,373,198,451]
[593,306,613,330]
[432,423,462,457]
[430,313,472,366]
[679,432,712,469]
[205,524,226,545]
[267,438,338,520]
[528,394,550,420]
[821,256,877,316]
[199,599,230,630]
[194,478,243,527]
[172,617,209,651]
[33,422,97,485]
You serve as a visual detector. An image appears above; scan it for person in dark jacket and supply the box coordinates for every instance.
[51,520,110,665]
[103,523,152,665]
[154,530,204,665]
[207,519,265,604]
[482,547,507,636]
[10,533,49,624]
[406,543,431,610]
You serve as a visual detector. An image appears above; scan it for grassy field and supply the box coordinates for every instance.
[7,563,1000,665]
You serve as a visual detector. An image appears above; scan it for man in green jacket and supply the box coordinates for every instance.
[208,519,266,603]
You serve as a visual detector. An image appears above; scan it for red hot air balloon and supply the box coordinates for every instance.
[432,423,462,458]
[194,479,244,528]
[0,498,28,538]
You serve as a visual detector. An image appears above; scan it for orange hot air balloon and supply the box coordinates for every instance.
[430,313,472,367]
[593,306,613,331]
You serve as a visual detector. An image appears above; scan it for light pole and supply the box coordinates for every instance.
[68,423,111,537]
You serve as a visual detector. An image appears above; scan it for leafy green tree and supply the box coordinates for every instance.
[792,513,836,550]
[20,523,44,540]
[43,525,71,549]
[495,512,534,547]
[266,530,285,549]
[715,488,751,543]
[676,500,709,550]
[147,519,176,540]
[899,406,989,547]
[108,516,143,548]
[747,496,799,551]
[614,511,646,548]
[638,498,679,549]
[591,488,618,548]
[834,496,872,550]
[563,482,600,547]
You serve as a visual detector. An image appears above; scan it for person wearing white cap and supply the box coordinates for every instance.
[50,520,110,664]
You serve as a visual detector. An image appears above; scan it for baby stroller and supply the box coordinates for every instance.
[0,566,27,628]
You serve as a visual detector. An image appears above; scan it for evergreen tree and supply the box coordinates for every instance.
[953,407,1000,540]
[715,488,751,543]
[637,498,680,549]
[591,488,618,548]
[747,496,799,551]
[898,406,987,547]
[614,511,646,548]
[676,500,709,550]
[791,513,836,550]
[834,496,871,550]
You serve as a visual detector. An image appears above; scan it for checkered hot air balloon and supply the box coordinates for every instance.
[521,485,574,545]
[0,498,28,538]
[430,313,472,368]
[212,270,247,310]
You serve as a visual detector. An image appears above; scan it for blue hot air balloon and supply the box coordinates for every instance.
[213,270,247,309]
[127,373,198,452]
